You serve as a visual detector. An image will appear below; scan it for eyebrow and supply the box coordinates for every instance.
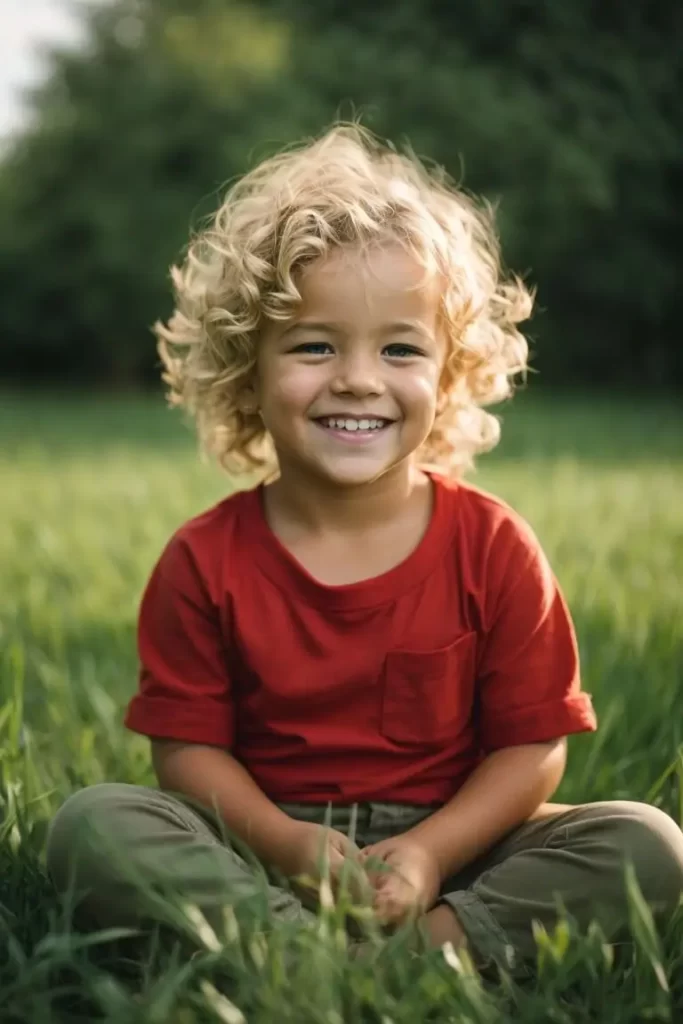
[381,321,434,339]
[280,320,433,339]
[280,321,341,338]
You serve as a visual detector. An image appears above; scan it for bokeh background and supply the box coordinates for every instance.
[0,0,682,392]
[1,9,683,1018]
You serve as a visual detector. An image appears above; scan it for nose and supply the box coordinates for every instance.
[329,351,385,398]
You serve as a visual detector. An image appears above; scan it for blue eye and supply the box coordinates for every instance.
[384,343,423,359]
[291,341,333,355]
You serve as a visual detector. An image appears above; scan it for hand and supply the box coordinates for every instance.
[277,821,370,906]
[361,835,442,927]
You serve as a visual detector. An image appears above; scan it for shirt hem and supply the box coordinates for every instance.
[124,702,233,748]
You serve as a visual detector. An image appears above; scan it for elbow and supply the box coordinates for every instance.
[151,738,203,790]
[543,737,568,799]
[150,738,230,795]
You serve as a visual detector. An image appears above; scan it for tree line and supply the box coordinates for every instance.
[0,0,680,388]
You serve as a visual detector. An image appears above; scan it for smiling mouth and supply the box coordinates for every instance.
[313,416,394,434]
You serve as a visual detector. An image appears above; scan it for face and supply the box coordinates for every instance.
[255,242,444,489]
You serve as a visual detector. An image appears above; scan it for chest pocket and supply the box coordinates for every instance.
[380,631,477,746]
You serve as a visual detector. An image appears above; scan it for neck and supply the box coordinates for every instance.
[265,460,427,534]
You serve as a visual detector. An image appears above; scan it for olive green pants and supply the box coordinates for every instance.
[46,784,683,976]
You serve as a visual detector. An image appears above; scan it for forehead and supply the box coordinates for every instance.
[295,243,441,323]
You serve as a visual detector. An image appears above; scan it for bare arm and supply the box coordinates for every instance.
[152,740,307,876]
[404,739,567,878]
[136,544,361,884]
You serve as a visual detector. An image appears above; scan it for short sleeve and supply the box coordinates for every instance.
[124,535,234,747]
[477,516,597,752]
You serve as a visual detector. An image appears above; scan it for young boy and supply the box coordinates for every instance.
[47,125,683,977]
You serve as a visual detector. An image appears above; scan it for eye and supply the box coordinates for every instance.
[383,343,424,359]
[289,341,334,356]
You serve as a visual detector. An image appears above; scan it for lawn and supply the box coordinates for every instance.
[1,390,682,1022]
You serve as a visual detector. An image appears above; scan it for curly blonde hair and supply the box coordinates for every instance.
[157,123,533,478]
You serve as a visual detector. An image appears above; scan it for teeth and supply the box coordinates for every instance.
[322,417,387,431]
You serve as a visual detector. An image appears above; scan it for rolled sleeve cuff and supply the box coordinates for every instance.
[481,693,597,751]
[124,695,234,747]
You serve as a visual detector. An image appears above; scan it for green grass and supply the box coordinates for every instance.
[1,390,682,1022]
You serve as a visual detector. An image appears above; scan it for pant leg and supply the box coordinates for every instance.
[46,783,314,935]
[440,801,683,977]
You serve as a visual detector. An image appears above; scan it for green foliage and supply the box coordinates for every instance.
[0,0,681,385]
[1,393,683,1020]
[0,0,308,386]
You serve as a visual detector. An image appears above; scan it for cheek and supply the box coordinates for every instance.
[397,369,441,415]
[260,365,323,414]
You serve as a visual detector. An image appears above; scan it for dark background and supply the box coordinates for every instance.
[1,0,681,391]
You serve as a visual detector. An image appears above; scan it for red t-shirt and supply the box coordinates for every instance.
[125,473,596,804]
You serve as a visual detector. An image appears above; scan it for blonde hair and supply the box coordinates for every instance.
[157,123,533,477]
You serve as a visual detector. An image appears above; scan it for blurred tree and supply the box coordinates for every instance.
[258,0,683,383]
[0,0,310,385]
[0,0,680,387]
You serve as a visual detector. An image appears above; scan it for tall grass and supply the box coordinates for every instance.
[1,391,682,1022]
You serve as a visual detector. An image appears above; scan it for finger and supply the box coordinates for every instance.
[335,841,363,863]
[327,850,351,885]
[373,896,405,927]
[362,857,388,885]
[328,843,346,865]
[361,840,391,859]
[330,852,372,900]
[365,863,393,894]
[374,879,413,914]
[373,880,400,911]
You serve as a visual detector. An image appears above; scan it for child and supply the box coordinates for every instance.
[47,124,683,977]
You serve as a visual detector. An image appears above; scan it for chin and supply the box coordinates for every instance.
[312,459,401,488]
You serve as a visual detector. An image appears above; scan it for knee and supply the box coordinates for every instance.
[46,783,140,893]
[610,802,683,917]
